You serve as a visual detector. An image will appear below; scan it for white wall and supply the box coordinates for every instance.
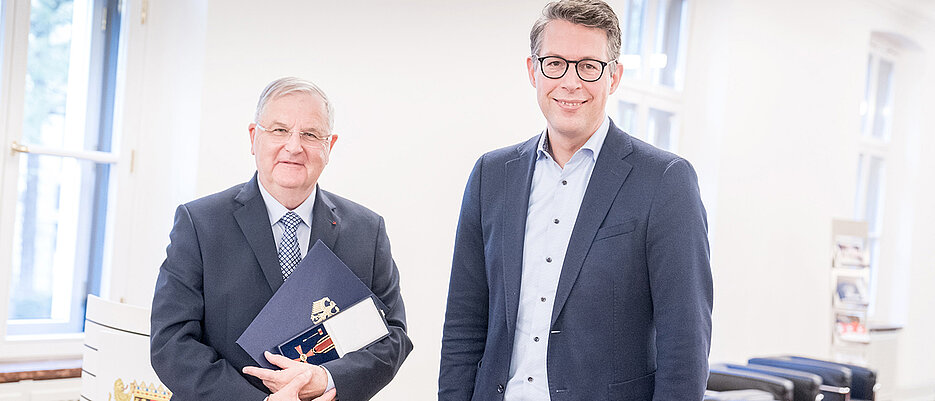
[696,0,868,360]
[117,0,935,399]
[111,0,207,306]
[682,0,935,397]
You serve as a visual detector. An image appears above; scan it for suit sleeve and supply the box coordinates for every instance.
[150,205,268,401]
[438,156,489,401]
[645,158,713,400]
[322,216,413,401]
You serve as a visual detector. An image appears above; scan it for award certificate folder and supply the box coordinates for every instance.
[236,240,388,369]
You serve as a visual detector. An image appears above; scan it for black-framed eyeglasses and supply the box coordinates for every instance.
[535,55,612,82]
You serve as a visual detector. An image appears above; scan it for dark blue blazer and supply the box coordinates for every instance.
[439,121,712,401]
[150,174,412,401]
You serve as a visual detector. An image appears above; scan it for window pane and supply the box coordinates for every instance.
[854,153,865,215]
[621,0,645,79]
[618,101,637,135]
[864,156,885,234]
[860,55,873,136]
[872,59,894,141]
[8,154,110,335]
[648,108,675,151]
[22,0,102,152]
[867,237,879,303]
[653,0,686,87]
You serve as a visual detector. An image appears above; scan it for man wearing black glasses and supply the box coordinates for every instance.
[439,1,712,400]
[151,77,412,401]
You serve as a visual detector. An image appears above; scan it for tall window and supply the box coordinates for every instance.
[0,0,122,340]
[854,42,897,311]
[613,0,688,152]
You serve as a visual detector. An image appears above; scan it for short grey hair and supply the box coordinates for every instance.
[254,77,335,133]
[530,0,622,62]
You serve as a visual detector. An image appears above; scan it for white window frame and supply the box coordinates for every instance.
[611,0,690,153]
[615,89,682,149]
[854,40,900,316]
[0,0,133,360]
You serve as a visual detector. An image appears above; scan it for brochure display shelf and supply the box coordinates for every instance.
[830,219,872,364]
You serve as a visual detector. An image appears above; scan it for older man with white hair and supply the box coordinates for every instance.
[151,77,412,401]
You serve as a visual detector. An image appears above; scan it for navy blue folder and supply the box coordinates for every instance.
[236,240,385,369]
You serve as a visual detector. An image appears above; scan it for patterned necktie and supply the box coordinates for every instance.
[278,211,303,280]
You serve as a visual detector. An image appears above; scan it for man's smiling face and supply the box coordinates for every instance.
[527,19,622,140]
[249,92,336,204]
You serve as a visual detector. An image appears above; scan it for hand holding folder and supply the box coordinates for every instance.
[262,368,336,401]
[237,240,390,369]
[243,352,329,399]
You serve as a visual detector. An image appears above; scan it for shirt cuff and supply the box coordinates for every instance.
[322,366,335,392]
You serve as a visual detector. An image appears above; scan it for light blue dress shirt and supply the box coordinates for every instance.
[256,182,337,394]
[258,182,316,259]
[504,116,610,401]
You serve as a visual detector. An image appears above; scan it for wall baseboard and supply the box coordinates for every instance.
[0,377,80,401]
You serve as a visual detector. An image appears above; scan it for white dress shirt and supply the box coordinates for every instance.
[504,116,610,401]
[256,182,336,394]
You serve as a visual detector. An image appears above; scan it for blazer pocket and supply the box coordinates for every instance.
[594,219,638,241]
[607,371,655,401]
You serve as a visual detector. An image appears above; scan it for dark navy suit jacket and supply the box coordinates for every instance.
[150,174,412,401]
[439,121,712,401]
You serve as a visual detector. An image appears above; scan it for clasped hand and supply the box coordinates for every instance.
[244,351,334,401]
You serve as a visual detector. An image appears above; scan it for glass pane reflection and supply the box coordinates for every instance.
[22,0,104,152]
[621,0,645,79]
[618,101,637,135]
[653,0,685,87]
[8,154,110,334]
[648,108,675,151]
[871,59,894,141]
[864,156,885,234]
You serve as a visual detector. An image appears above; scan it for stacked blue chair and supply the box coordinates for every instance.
[748,357,852,401]
[708,365,794,401]
[705,389,779,400]
[708,356,878,401]
[723,363,822,401]
[787,356,878,401]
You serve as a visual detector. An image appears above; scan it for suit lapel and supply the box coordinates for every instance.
[310,187,340,251]
[234,174,284,293]
[551,123,634,326]
[502,136,539,338]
